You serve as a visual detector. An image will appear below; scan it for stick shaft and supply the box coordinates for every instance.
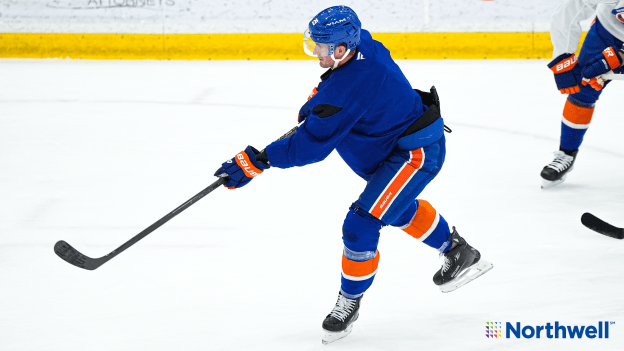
[103,177,227,261]
[600,72,624,80]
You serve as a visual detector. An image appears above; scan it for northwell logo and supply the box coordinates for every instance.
[486,322,502,338]
[487,322,614,339]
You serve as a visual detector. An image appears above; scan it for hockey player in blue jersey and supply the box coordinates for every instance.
[214,6,492,344]
[541,0,624,188]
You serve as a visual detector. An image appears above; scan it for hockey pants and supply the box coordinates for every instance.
[339,136,452,299]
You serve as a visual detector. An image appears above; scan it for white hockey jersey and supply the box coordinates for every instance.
[551,0,624,58]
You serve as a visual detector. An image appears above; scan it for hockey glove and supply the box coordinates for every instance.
[214,146,270,189]
[548,53,580,94]
[581,46,624,91]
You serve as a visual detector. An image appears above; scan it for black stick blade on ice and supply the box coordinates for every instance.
[581,213,624,239]
[54,240,106,270]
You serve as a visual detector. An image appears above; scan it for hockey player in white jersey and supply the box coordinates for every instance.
[541,0,624,188]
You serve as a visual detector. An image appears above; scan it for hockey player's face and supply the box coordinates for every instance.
[308,43,333,68]
[303,29,338,68]
[313,43,331,67]
[304,42,332,68]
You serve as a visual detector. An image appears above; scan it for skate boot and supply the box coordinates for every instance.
[433,227,493,293]
[540,148,578,189]
[321,292,361,345]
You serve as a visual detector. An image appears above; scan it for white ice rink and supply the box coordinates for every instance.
[1,58,623,351]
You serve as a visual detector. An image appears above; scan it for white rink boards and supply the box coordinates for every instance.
[2,0,558,33]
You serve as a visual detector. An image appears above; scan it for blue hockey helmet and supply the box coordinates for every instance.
[303,6,361,58]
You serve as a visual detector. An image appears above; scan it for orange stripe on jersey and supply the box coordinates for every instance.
[401,200,438,240]
[308,87,318,101]
[370,148,424,219]
[235,151,264,178]
[562,100,594,127]
[342,251,380,281]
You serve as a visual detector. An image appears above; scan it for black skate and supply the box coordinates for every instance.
[321,292,361,345]
[433,227,493,293]
[540,148,578,189]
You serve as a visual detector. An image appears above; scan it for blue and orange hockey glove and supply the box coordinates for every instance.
[581,46,624,91]
[214,146,270,189]
[548,53,580,94]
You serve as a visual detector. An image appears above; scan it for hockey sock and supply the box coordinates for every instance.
[340,249,380,299]
[560,96,595,151]
[340,205,383,298]
[392,200,452,253]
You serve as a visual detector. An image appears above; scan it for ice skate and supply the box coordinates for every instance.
[321,292,361,345]
[540,149,578,189]
[433,227,493,293]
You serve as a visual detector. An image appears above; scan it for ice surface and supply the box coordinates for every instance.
[1,58,623,350]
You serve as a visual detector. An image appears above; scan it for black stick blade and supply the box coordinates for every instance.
[581,213,624,239]
[54,240,101,270]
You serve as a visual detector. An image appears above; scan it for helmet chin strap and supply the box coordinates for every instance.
[331,49,351,69]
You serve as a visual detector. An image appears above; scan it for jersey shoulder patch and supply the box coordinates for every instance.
[313,104,343,118]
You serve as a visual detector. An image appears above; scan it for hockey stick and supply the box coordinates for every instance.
[600,72,624,80]
[54,125,300,270]
[580,213,624,239]
[54,178,227,270]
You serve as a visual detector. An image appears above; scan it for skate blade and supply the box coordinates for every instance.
[541,166,572,189]
[541,177,565,189]
[322,324,354,345]
[439,260,493,293]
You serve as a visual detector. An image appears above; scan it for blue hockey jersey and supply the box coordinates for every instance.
[265,29,444,180]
